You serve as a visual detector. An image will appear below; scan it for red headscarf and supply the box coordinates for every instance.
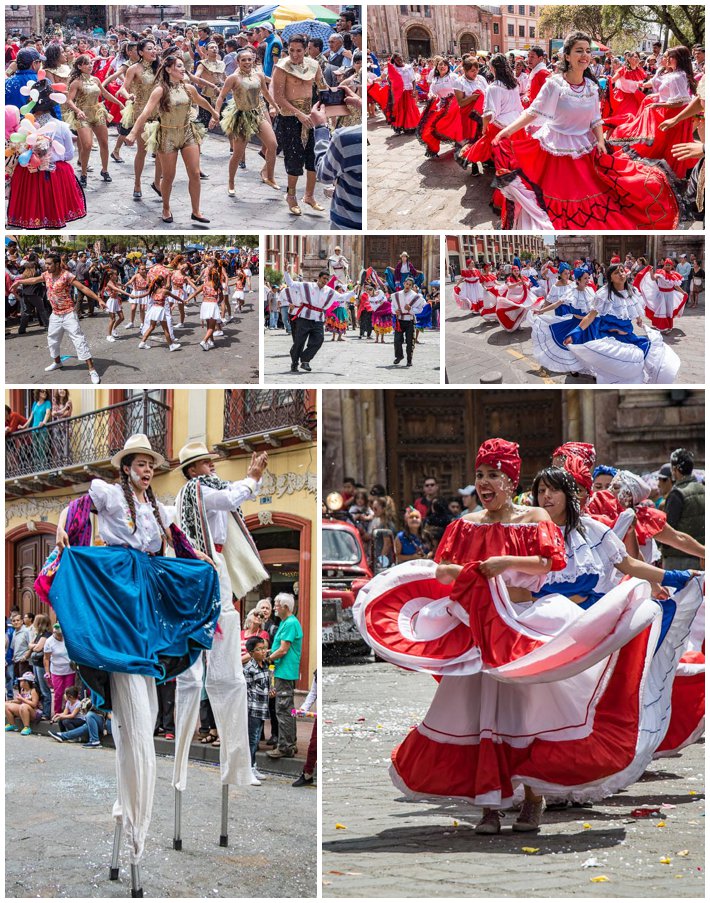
[553,442,596,470]
[475,438,521,484]
[563,454,593,493]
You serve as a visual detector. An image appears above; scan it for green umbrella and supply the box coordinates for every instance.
[307,4,339,24]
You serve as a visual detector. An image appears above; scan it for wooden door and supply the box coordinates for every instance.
[365,236,424,273]
[13,533,56,617]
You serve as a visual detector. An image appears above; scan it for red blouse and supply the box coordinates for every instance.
[634,504,667,545]
[434,518,566,571]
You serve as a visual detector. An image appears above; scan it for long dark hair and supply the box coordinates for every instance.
[561,31,598,85]
[68,54,91,85]
[155,55,181,111]
[606,263,632,299]
[667,46,697,95]
[489,53,517,90]
[119,453,168,542]
[531,466,583,539]
[431,56,451,80]
[137,37,159,74]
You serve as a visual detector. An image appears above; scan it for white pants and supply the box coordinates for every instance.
[47,311,92,361]
[110,673,159,865]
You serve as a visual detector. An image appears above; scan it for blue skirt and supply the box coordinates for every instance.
[49,546,221,708]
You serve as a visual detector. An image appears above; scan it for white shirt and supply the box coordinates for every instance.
[429,73,461,99]
[393,63,415,90]
[529,75,603,158]
[44,635,74,675]
[89,478,168,553]
[328,254,349,277]
[483,81,524,127]
[457,73,487,97]
[391,289,426,320]
[591,286,644,320]
[199,477,260,546]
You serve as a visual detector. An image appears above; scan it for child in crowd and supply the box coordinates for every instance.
[243,636,271,786]
[5,672,41,735]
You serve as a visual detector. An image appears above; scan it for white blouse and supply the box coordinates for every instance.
[656,70,692,103]
[483,81,523,127]
[393,64,415,90]
[590,286,644,320]
[529,75,603,158]
[457,73,487,97]
[200,478,260,546]
[89,478,168,553]
[567,285,595,312]
[544,517,627,594]
[429,73,460,99]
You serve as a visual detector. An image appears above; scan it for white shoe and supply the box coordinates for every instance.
[252,768,267,781]
[45,361,62,372]
[89,369,101,385]
[168,342,182,352]
[173,322,186,329]
[124,322,134,329]
[224,315,233,324]
[213,330,224,337]
[250,774,262,786]
[138,341,151,349]
[106,335,116,342]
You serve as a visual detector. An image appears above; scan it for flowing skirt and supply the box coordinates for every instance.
[567,317,679,384]
[389,90,421,132]
[635,268,688,330]
[417,95,482,155]
[354,559,704,806]
[7,162,87,230]
[608,97,698,178]
[453,280,484,310]
[527,311,594,373]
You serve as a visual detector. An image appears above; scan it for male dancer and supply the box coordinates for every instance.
[391,275,426,367]
[284,266,354,372]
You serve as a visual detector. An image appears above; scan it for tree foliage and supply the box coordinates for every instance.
[12,234,258,254]
[264,266,284,287]
[624,5,705,48]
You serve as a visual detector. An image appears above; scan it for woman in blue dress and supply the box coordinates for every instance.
[394,507,433,563]
[528,266,595,375]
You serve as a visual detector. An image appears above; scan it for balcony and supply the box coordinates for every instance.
[5,393,170,498]
[218,390,315,453]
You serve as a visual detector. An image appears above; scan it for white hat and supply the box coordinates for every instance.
[177,441,219,471]
[111,434,165,469]
[458,484,476,496]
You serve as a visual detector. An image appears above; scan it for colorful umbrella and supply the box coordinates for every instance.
[306,3,339,23]
[242,4,313,27]
[281,19,334,43]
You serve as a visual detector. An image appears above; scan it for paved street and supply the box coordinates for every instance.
[5,288,259,385]
[48,128,330,232]
[6,731,316,898]
[264,326,442,384]
[445,285,705,385]
[322,660,705,898]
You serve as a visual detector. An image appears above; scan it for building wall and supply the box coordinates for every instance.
[499,3,541,51]
[369,4,494,59]
[264,235,365,282]
[445,233,547,275]
[556,235,705,265]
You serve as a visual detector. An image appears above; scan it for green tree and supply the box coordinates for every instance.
[264,265,283,287]
[538,6,632,46]
[625,5,705,48]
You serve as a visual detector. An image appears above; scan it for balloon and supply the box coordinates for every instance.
[37,68,46,80]
[29,154,41,168]
[19,101,36,115]
[9,133,25,143]
[51,83,67,91]
[50,93,67,104]
[23,112,35,123]
[5,105,20,139]
[29,89,39,102]
[18,149,33,166]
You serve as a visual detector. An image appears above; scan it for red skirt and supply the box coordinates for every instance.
[103,81,125,125]
[368,81,389,115]
[608,98,698,178]
[605,86,643,128]
[7,162,87,230]
[417,95,484,155]
[389,89,421,131]
[493,134,681,231]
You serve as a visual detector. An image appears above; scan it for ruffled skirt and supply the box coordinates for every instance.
[200,300,221,321]
[453,281,484,310]
[7,162,87,230]
[143,119,205,155]
[220,101,263,141]
[608,97,698,178]
[566,318,679,384]
[354,559,703,806]
[527,311,594,374]
[417,95,481,155]
[389,89,421,132]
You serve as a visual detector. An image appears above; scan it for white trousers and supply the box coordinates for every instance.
[47,311,92,361]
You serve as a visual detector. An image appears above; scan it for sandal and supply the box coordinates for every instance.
[211,737,221,747]
[285,193,302,215]
[200,731,218,745]
[110,153,124,163]
[150,181,162,198]
[301,196,325,211]
[260,169,281,190]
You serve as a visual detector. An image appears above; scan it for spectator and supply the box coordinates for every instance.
[655,463,673,509]
[27,613,52,719]
[50,685,85,732]
[458,484,480,514]
[43,622,75,716]
[9,612,31,681]
[5,404,28,434]
[49,698,111,748]
[240,610,269,664]
[255,598,279,746]
[447,496,463,518]
[395,507,433,563]
[341,476,356,506]
[307,37,325,68]
[689,256,704,308]
[292,669,317,787]
[5,47,48,111]
[413,475,440,519]
[155,678,175,740]
[5,672,41,735]
[311,93,362,230]
[676,253,692,295]
[349,488,374,536]
[266,593,303,759]
[243,635,271,785]
[662,448,705,569]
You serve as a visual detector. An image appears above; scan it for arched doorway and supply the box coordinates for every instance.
[245,513,312,690]
[406,26,432,60]
[5,524,57,619]
[459,32,478,55]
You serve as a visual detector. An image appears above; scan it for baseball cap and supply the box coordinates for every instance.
[351,25,362,34]
[458,484,476,496]
[657,464,672,479]
[16,47,45,67]
[260,23,274,33]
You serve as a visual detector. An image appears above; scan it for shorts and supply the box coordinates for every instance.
[275,114,315,177]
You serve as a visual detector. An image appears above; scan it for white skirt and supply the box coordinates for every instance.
[232,289,244,301]
[200,301,221,321]
[147,305,166,323]
[106,297,122,314]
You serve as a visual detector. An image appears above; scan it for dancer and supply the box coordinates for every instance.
[385,53,421,135]
[38,434,221,894]
[328,246,350,283]
[10,252,104,384]
[371,285,393,344]
[634,257,688,333]
[194,41,226,129]
[125,55,217,224]
[391,276,427,367]
[417,57,464,158]
[215,47,279,196]
[453,259,483,311]
[353,439,703,835]
[490,32,684,230]
[528,266,595,375]
[325,285,350,341]
[563,262,680,383]
[169,257,198,329]
[124,263,149,329]
[185,265,225,352]
[119,38,162,200]
[171,443,269,846]
[232,269,246,314]
[65,54,124,186]
[271,34,327,216]
[490,263,542,331]
[522,45,550,105]
[101,41,140,162]
[135,275,183,352]
[103,266,131,341]
[605,51,646,126]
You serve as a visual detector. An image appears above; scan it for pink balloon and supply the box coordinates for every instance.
[37,68,46,80]
[29,154,41,169]
[5,105,20,139]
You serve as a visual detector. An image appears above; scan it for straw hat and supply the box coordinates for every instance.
[177,441,219,471]
[110,434,165,469]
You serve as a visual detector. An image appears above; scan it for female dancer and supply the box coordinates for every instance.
[103,266,132,341]
[134,275,184,351]
[195,41,226,129]
[125,55,218,224]
[185,265,224,352]
[562,262,680,383]
[456,54,522,176]
[371,287,393,344]
[325,290,350,341]
[609,47,697,177]
[417,57,463,158]
[214,47,279,196]
[232,269,247,313]
[101,41,140,162]
[119,39,162,201]
[605,50,646,126]
[454,57,487,143]
[529,266,595,375]
[452,258,483,311]
[354,439,703,835]
[490,263,543,331]
[38,435,220,893]
[540,259,560,295]
[490,32,684,230]
[65,54,123,186]
[169,256,198,329]
[386,53,421,134]
[124,262,149,330]
[634,257,688,333]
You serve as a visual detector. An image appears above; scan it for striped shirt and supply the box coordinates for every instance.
[243,659,270,720]
[314,124,362,231]
[284,272,354,322]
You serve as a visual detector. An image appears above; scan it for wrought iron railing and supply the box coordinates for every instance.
[223,390,313,441]
[6,394,170,479]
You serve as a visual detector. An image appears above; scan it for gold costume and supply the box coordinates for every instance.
[46,65,73,125]
[67,75,109,130]
[220,73,265,141]
[120,62,159,129]
[142,84,205,154]
[198,59,225,101]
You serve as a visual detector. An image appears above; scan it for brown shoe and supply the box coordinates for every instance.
[513,797,545,832]
[474,808,501,835]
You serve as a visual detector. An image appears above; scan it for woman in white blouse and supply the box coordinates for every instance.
[488,31,684,231]
[416,56,463,157]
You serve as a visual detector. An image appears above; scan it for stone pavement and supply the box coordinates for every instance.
[366,114,495,231]
[322,660,705,898]
[53,127,330,232]
[6,730,316,898]
[5,289,259,385]
[445,285,706,385]
[263,325,442,385]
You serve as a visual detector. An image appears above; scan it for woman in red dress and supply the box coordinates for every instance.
[385,54,421,134]
[489,32,685,231]
[605,51,646,126]
[416,58,464,157]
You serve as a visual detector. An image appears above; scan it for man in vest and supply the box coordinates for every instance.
[523,46,549,107]
[391,275,426,367]
[284,266,354,373]
[662,447,705,569]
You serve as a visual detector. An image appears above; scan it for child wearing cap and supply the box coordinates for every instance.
[5,672,41,734]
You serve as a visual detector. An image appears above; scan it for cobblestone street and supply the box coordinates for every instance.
[323,660,705,898]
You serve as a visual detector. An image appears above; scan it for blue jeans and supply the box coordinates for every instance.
[269,310,279,329]
[279,308,292,334]
[32,664,51,718]
[247,714,264,767]
[60,711,106,743]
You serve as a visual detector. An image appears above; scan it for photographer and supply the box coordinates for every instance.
[310,85,362,229]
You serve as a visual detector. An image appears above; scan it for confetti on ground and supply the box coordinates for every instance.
[521,847,540,854]
[590,875,609,883]
[452,820,459,827]
[631,807,661,818]
[581,857,602,869]
[657,821,667,828]
[335,823,347,830]
[659,858,672,865]
[677,850,690,857]
[688,790,697,795]
[582,823,592,829]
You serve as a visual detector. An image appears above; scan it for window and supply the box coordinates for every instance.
[507,24,514,36]
[529,26,535,38]
[529,5,535,12]
[519,25,525,37]
[493,22,499,34]
[508,5,514,12]
[519,4,525,14]
[423,5,431,16]
[400,5,408,14]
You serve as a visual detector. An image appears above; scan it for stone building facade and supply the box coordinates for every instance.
[368,4,495,60]
[556,235,705,266]
[446,233,547,275]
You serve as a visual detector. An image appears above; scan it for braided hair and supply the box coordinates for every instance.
[531,466,584,538]
[119,453,169,546]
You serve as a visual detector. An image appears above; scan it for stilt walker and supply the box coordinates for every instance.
[170,443,270,850]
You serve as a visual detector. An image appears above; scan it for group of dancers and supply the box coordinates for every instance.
[354,438,704,835]
[452,254,686,384]
[368,33,704,229]
[9,250,252,383]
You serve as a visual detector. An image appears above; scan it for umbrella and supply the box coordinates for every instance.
[281,19,333,43]
[592,42,610,52]
[241,3,314,28]
[306,3,339,23]
[430,280,440,287]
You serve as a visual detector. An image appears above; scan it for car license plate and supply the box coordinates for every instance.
[322,626,335,644]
